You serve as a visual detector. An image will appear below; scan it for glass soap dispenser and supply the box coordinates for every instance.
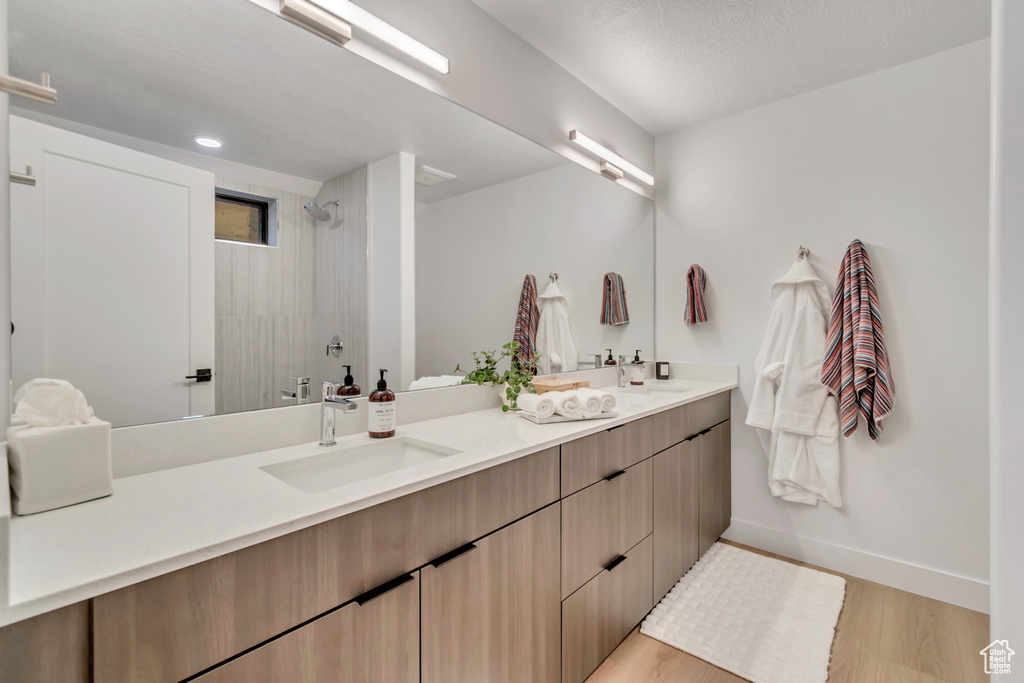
[604,348,617,366]
[338,365,360,396]
[630,350,645,386]
[368,369,396,438]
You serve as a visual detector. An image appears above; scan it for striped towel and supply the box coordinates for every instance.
[513,274,539,369]
[601,272,630,326]
[685,265,709,325]
[821,240,894,440]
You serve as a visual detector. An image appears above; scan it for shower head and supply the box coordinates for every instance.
[304,200,339,222]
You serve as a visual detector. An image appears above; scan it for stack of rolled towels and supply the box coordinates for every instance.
[516,387,617,421]
[7,379,113,515]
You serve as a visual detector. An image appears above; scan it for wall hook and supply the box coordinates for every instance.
[796,245,810,261]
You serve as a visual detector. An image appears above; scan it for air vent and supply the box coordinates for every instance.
[415,165,457,186]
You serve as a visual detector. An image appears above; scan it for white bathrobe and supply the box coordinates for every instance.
[746,259,842,507]
[535,281,579,375]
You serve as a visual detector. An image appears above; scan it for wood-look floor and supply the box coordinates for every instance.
[586,540,990,683]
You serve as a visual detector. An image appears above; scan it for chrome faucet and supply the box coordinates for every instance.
[617,355,628,388]
[320,381,358,447]
[281,376,311,405]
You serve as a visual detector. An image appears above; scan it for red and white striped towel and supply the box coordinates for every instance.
[821,240,894,440]
[685,265,709,325]
[513,274,539,369]
[601,272,630,326]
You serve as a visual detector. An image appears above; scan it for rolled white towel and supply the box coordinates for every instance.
[550,391,582,419]
[576,387,617,413]
[516,393,556,420]
[573,388,603,413]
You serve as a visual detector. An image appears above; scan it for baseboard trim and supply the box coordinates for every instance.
[723,519,990,613]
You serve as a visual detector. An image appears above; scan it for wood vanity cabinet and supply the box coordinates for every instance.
[193,573,420,683]
[0,601,90,683]
[92,447,559,683]
[1,390,734,683]
[698,420,732,558]
[421,504,561,683]
[652,438,700,602]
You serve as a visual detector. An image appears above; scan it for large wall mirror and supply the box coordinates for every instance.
[9,0,654,429]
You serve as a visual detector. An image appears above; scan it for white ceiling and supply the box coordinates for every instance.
[9,0,564,202]
[472,0,991,135]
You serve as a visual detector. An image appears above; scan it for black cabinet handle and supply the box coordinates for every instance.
[606,423,626,432]
[354,573,414,606]
[429,542,478,568]
[604,470,627,482]
[604,555,628,572]
[185,368,212,382]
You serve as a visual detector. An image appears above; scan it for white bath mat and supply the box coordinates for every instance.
[640,542,846,683]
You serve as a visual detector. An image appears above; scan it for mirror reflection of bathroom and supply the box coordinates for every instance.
[8,0,653,428]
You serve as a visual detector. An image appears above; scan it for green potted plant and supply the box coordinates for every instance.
[453,341,540,412]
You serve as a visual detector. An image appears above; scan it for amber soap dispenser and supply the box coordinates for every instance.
[630,350,645,386]
[338,365,360,396]
[368,369,396,438]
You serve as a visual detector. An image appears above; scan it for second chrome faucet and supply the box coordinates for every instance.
[320,380,358,447]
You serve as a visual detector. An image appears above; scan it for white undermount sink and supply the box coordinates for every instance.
[260,437,462,494]
[621,383,695,395]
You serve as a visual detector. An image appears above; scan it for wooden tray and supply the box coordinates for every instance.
[531,377,591,394]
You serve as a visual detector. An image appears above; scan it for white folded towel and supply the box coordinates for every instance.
[576,387,617,413]
[515,393,556,419]
[13,378,75,406]
[16,386,91,427]
[550,391,582,419]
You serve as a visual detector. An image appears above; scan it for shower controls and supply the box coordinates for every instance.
[326,335,344,357]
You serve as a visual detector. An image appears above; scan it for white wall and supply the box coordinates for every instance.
[655,41,991,611]
[416,162,654,379]
[368,153,416,391]
[990,0,1024,650]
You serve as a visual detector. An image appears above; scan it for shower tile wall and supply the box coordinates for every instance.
[314,167,369,394]
[214,168,368,415]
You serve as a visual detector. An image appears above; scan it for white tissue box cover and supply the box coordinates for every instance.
[6,417,113,515]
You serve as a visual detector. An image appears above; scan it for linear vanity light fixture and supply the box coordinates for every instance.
[280,0,352,45]
[297,0,450,74]
[569,130,654,186]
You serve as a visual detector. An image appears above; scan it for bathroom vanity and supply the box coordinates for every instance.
[0,376,734,683]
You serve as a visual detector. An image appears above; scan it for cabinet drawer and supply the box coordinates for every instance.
[653,439,699,602]
[561,457,652,599]
[93,446,559,683]
[650,392,730,453]
[421,504,560,683]
[698,420,732,558]
[561,417,653,497]
[0,601,89,683]
[561,534,653,683]
[194,572,419,683]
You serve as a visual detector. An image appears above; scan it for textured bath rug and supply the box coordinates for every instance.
[640,542,846,683]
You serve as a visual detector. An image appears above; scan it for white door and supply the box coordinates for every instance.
[10,116,215,427]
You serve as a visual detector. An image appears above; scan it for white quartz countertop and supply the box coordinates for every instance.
[3,378,735,625]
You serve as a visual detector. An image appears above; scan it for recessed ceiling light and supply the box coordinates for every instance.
[194,136,222,148]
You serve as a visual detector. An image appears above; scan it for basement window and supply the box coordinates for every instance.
[215,190,278,246]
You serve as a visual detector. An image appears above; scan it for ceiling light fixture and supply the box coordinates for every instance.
[569,130,654,186]
[300,0,450,74]
[280,0,352,45]
[194,136,222,148]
